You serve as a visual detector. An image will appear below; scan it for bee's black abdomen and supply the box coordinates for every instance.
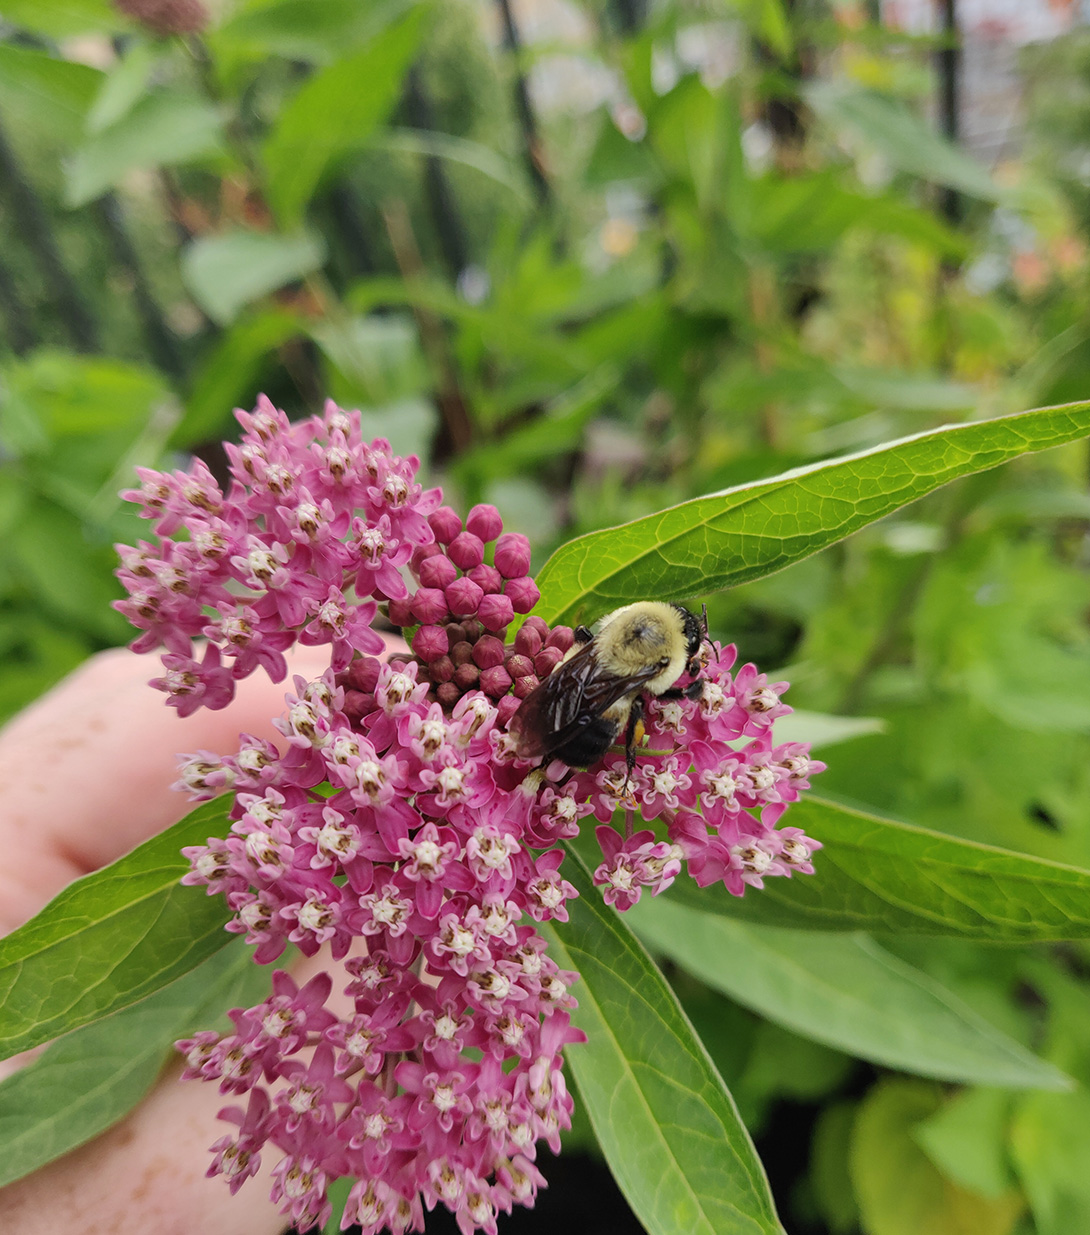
[551,715,622,768]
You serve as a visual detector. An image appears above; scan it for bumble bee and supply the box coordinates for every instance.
[508,601,707,774]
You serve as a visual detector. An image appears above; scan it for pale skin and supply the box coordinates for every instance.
[0,640,405,1235]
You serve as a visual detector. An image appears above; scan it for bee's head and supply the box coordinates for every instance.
[674,604,707,677]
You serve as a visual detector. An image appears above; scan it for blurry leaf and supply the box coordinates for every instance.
[734,0,792,59]
[835,367,979,413]
[914,1088,1015,1202]
[630,899,1068,1089]
[322,1176,356,1235]
[8,499,127,640]
[546,847,784,1235]
[87,40,157,134]
[181,230,327,326]
[373,128,530,202]
[0,623,89,728]
[772,709,884,748]
[309,312,427,405]
[173,309,303,447]
[1,351,170,508]
[917,538,1090,734]
[0,802,233,1062]
[850,1079,1022,1235]
[665,795,1090,941]
[532,401,1090,626]
[806,82,1003,201]
[357,400,435,463]
[0,0,126,37]
[215,0,392,64]
[810,1102,859,1235]
[0,941,271,1187]
[263,6,426,226]
[1009,965,1090,1235]
[65,91,225,206]
[452,367,619,487]
[0,45,101,148]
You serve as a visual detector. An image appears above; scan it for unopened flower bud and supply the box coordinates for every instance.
[473,636,507,670]
[429,506,463,544]
[454,662,480,690]
[494,533,531,578]
[546,625,575,652]
[412,625,449,660]
[114,0,209,35]
[342,656,381,693]
[496,694,521,726]
[466,504,504,542]
[514,673,540,699]
[448,532,485,571]
[430,654,455,683]
[410,543,443,577]
[450,640,474,667]
[468,563,503,594]
[480,665,513,697]
[410,588,447,625]
[436,681,461,708]
[504,576,540,614]
[446,577,484,618]
[505,653,534,680]
[514,625,544,658]
[478,593,514,632]
[418,554,458,590]
[534,646,564,677]
[342,689,374,719]
[387,597,413,627]
[462,619,484,643]
[446,621,467,643]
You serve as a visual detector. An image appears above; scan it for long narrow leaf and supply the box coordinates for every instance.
[0,801,232,1061]
[629,898,1070,1090]
[665,796,1090,941]
[545,846,784,1235]
[532,401,1090,625]
[0,940,270,1186]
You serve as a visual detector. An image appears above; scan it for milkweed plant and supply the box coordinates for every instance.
[115,398,822,1233]
[4,393,1090,1235]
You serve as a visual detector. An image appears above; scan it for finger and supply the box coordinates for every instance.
[0,640,404,932]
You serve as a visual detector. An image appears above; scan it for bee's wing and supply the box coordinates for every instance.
[509,643,664,759]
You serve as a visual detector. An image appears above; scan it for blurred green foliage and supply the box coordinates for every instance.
[4,0,1090,1231]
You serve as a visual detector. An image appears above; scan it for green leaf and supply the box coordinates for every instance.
[172,309,303,447]
[850,1079,1022,1235]
[0,802,233,1062]
[806,82,1003,202]
[214,0,394,65]
[262,5,426,226]
[665,795,1090,941]
[0,45,101,148]
[0,941,271,1187]
[87,40,157,135]
[914,1088,1016,1201]
[628,899,1069,1090]
[373,127,530,203]
[65,91,225,207]
[532,400,1090,626]
[771,709,884,749]
[545,846,784,1235]
[0,0,126,37]
[180,230,327,326]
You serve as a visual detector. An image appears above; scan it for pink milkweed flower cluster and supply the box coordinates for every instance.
[117,397,823,1234]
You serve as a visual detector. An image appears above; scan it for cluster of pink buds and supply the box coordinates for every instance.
[389,507,572,722]
[118,397,823,1234]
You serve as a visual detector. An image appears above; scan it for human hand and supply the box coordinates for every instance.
[0,640,402,1235]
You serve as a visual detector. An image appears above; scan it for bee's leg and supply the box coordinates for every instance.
[623,696,644,786]
[657,679,705,702]
[574,624,594,645]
